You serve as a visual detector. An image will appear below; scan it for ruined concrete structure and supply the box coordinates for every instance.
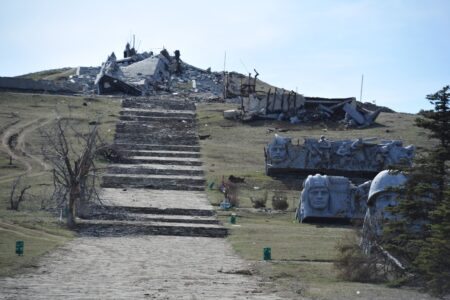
[95,49,172,96]
[296,174,370,222]
[240,90,306,121]
[265,134,415,178]
[223,71,383,127]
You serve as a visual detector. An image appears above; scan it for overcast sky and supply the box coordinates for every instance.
[1,0,449,113]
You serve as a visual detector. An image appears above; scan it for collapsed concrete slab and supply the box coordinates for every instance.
[95,48,173,96]
[265,134,415,178]
[223,71,383,127]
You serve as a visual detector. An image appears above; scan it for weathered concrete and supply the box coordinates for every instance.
[0,76,82,94]
[107,163,204,176]
[100,188,213,211]
[265,134,415,179]
[0,236,281,299]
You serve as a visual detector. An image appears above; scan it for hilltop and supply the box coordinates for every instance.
[0,47,437,299]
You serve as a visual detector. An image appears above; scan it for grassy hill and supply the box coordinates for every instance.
[196,102,436,299]
[0,76,436,298]
[0,91,120,276]
[16,68,76,81]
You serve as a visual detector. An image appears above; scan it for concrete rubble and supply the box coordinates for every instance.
[0,43,391,127]
[223,71,384,127]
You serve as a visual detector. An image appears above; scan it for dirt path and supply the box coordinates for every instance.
[0,96,290,299]
[0,117,52,183]
[0,236,285,299]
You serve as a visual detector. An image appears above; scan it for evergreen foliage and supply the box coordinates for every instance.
[384,86,450,295]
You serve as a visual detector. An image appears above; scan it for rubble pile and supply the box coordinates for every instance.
[0,42,393,127]
[172,62,224,96]
[222,71,384,127]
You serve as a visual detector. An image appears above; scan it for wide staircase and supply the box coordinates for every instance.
[78,96,227,238]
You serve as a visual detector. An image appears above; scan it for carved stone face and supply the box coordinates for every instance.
[308,186,329,209]
[374,191,398,221]
[269,145,287,162]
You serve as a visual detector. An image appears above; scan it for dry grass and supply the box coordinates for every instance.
[0,91,120,276]
[16,68,76,81]
[198,102,437,299]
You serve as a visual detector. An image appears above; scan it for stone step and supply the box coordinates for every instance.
[115,127,198,140]
[107,164,204,176]
[100,188,213,212]
[121,108,196,118]
[122,99,196,111]
[101,174,205,190]
[93,204,215,217]
[119,115,196,123]
[115,122,196,131]
[85,212,219,224]
[118,156,203,166]
[115,128,196,135]
[75,219,227,238]
[119,150,201,158]
[113,143,201,152]
[114,134,199,145]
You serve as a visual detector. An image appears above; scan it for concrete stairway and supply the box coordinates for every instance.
[80,96,227,238]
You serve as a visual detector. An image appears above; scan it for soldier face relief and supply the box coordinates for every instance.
[308,186,329,209]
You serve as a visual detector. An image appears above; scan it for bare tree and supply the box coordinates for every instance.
[41,118,101,228]
[9,175,31,210]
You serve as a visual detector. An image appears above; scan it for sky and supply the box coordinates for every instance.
[1,0,449,113]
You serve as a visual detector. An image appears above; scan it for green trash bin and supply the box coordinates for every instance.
[229,213,236,224]
[263,247,271,260]
[16,241,24,256]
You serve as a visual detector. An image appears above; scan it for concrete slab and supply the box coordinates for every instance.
[100,188,213,210]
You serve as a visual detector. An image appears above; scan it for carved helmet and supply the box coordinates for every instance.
[303,174,329,190]
[271,134,291,145]
[368,170,407,204]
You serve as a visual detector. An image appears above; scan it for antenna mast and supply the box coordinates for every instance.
[360,74,364,102]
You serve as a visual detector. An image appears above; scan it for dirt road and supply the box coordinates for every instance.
[0,236,283,299]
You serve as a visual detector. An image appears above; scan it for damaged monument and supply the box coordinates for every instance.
[361,170,407,253]
[265,134,415,178]
[95,45,178,96]
[296,174,370,222]
[223,71,384,127]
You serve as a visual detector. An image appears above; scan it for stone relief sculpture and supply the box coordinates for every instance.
[265,134,415,178]
[265,134,291,163]
[361,170,407,254]
[296,174,369,222]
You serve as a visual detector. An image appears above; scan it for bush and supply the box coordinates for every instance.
[334,232,386,283]
[224,180,239,207]
[272,191,289,211]
[250,190,268,208]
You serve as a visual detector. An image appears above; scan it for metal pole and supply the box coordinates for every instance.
[223,51,227,72]
[360,74,364,102]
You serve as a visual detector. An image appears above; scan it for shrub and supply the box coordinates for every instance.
[334,231,389,283]
[250,190,268,208]
[272,191,289,211]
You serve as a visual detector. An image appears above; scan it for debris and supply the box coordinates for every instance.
[223,109,239,120]
[228,175,245,183]
[222,70,383,127]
